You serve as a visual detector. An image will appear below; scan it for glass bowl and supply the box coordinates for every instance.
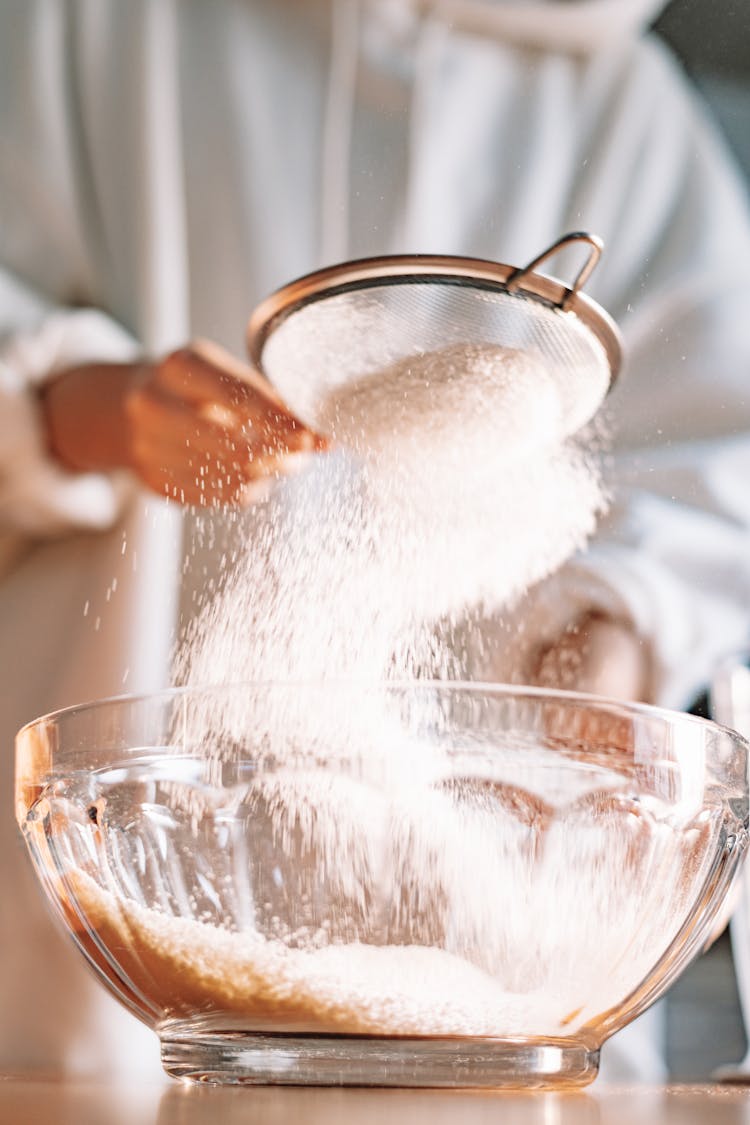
[15,682,749,1088]
[710,650,750,1080]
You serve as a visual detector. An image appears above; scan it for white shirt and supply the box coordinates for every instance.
[1,0,749,1079]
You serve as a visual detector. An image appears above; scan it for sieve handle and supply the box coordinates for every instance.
[506,232,603,311]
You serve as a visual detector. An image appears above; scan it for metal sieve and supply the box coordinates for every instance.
[246,231,622,439]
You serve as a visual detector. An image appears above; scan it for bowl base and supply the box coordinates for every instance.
[160,1032,600,1088]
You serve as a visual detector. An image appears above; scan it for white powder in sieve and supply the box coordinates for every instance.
[319,344,568,468]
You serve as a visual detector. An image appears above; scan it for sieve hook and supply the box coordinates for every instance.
[506,232,603,311]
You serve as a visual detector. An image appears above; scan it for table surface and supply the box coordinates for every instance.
[3,1079,750,1125]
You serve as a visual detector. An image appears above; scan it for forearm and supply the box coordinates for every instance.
[40,362,147,474]
[0,307,140,536]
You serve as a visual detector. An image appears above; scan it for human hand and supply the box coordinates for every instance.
[531,611,651,703]
[42,340,328,506]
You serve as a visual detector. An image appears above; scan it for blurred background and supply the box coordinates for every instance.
[657,0,750,179]
[655,0,750,1081]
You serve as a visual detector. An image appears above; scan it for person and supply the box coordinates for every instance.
[2,0,750,1081]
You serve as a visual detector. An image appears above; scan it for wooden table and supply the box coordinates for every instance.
[3,1080,750,1125]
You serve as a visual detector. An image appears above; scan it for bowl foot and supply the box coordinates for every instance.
[160,1031,600,1088]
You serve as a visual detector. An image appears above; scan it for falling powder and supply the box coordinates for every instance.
[167,342,610,1029]
[69,340,678,1041]
[176,343,605,697]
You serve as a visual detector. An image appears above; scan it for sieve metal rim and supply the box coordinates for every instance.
[246,232,623,388]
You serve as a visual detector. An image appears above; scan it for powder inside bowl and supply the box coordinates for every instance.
[68,869,560,1036]
[57,755,718,1041]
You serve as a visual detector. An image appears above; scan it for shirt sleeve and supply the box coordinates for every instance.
[0,287,139,537]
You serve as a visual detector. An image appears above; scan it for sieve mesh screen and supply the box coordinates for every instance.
[260,280,612,439]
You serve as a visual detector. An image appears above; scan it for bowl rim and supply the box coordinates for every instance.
[16,679,750,751]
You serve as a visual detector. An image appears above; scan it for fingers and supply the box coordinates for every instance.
[129,385,319,458]
[126,343,329,506]
[134,459,285,507]
[127,388,312,506]
[156,342,276,406]
[155,343,328,452]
